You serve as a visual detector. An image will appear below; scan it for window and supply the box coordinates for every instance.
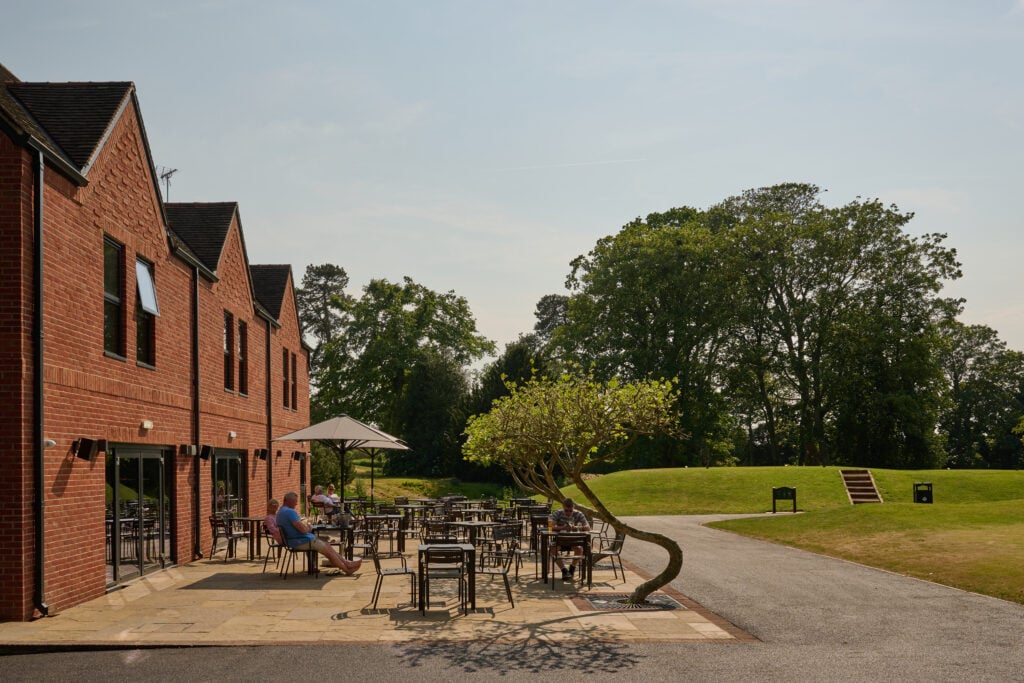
[282,347,290,408]
[103,237,124,357]
[135,258,158,366]
[291,352,298,410]
[223,311,234,391]
[237,320,248,395]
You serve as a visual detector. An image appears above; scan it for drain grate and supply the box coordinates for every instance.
[574,592,684,612]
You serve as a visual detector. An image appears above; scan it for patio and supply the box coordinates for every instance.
[0,543,751,647]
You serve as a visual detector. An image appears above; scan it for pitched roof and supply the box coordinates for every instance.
[5,79,132,171]
[164,202,237,273]
[250,264,292,320]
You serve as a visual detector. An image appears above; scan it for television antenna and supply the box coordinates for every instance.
[158,166,178,201]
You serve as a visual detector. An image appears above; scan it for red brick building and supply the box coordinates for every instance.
[0,65,311,621]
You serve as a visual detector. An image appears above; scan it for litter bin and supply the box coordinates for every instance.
[913,482,933,504]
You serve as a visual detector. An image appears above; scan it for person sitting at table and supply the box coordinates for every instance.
[549,498,590,581]
[326,484,341,504]
[276,491,361,575]
[264,498,282,544]
[311,485,341,520]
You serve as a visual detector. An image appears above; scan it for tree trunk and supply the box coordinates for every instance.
[571,476,683,604]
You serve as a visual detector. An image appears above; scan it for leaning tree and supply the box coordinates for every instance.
[463,372,683,604]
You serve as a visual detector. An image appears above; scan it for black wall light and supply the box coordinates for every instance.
[199,444,215,460]
[292,450,305,461]
[72,438,96,461]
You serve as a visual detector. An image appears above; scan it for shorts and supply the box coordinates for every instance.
[291,537,328,552]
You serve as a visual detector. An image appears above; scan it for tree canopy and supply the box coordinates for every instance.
[464,373,681,603]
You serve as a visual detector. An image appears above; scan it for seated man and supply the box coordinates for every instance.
[311,485,341,520]
[549,498,590,581]
[276,491,361,575]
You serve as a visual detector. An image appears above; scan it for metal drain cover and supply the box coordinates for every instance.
[575,592,684,612]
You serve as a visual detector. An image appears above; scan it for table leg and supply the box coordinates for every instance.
[467,547,476,610]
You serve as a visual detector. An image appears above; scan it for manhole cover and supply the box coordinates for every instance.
[574,592,684,612]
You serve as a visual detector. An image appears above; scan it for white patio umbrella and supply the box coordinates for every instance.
[274,414,409,504]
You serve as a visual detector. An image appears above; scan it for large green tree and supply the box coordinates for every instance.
[312,276,494,473]
[558,207,736,467]
[464,373,681,604]
[554,184,963,469]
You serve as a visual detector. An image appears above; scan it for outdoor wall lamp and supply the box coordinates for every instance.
[228,431,237,440]
[180,444,197,456]
[292,450,306,461]
[140,419,154,431]
[71,438,96,461]
[199,444,215,460]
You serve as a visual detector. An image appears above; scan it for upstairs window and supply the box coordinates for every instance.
[291,352,298,410]
[223,311,235,391]
[282,347,290,408]
[103,237,125,357]
[135,258,158,366]
[237,320,248,395]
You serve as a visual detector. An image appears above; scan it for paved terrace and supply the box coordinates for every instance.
[0,546,750,648]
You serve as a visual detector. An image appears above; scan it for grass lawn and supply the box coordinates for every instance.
[565,466,1024,604]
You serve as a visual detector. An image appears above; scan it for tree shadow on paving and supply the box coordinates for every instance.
[391,615,642,676]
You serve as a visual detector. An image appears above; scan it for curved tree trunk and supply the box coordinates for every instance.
[571,476,683,604]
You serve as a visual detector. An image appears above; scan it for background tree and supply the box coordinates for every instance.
[311,276,495,477]
[296,263,352,372]
[558,207,735,467]
[464,373,682,604]
[938,321,1024,468]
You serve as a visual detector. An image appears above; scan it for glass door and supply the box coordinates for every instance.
[105,447,170,586]
[213,450,245,516]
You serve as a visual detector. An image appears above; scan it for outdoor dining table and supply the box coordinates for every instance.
[364,513,405,552]
[311,522,356,560]
[417,543,476,612]
[539,530,593,589]
[446,519,498,547]
[236,516,267,560]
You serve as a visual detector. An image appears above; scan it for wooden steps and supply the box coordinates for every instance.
[841,469,882,504]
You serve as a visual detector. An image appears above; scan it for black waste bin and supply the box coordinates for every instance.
[913,482,933,504]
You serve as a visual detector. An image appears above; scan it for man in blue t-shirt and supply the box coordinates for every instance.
[276,491,361,575]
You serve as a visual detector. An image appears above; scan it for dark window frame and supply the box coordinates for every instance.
[291,352,298,411]
[103,236,126,359]
[224,311,235,391]
[237,320,248,396]
[282,347,290,409]
[135,257,157,367]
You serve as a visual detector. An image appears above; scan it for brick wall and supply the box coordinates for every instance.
[0,94,311,619]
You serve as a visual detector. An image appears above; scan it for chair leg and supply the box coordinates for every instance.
[503,574,514,608]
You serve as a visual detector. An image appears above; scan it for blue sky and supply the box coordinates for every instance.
[4,1,1024,355]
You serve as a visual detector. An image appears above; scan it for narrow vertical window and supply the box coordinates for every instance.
[237,320,248,395]
[224,311,235,391]
[282,347,290,408]
[291,352,298,410]
[135,258,158,366]
[103,237,124,357]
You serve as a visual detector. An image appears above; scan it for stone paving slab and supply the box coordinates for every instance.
[0,553,755,648]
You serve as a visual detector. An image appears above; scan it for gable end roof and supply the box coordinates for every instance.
[249,264,292,321]
[164,202,237,273]
[7,81,132,170]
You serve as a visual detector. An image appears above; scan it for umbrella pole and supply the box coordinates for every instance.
[370,451,375,504]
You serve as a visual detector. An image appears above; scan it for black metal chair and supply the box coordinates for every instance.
[549,533,591,590]
[592,531,626,582]
[368,535,416,610]
[479,536,518,608]
[421,546,467,615]
[209,512,245,562]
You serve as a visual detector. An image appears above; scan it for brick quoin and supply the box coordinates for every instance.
[0,79,310,621]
